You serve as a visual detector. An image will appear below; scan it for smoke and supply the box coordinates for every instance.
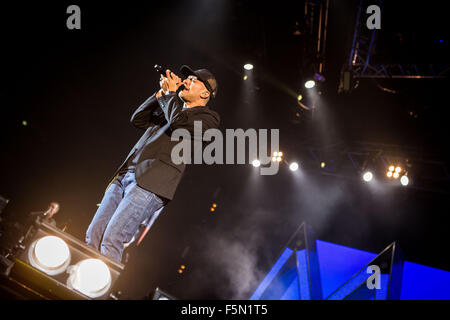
[200,206,276,299]
[195,173,378,299]
[289,173,349,230]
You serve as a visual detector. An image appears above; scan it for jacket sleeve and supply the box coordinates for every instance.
[130,93,160,130]
[156,92,220,135]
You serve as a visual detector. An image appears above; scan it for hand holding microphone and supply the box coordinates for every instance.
[155,65,183,97]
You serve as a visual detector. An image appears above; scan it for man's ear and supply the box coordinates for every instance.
[200,90,210,100]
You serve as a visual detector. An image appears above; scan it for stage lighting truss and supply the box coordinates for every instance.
[8,219,124,300]
[302,142,449,193]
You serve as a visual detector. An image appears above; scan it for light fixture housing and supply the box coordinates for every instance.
[152,287,177,300]
[9,219,124,300]
[28,236,71,276]
[67,259,112,298]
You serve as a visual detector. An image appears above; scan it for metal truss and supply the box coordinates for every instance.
[294,140,450,195]
[339,0,449,93]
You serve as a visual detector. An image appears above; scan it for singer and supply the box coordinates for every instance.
[85,66,220,263]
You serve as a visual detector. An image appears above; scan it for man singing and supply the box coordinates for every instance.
[86,66,220,263]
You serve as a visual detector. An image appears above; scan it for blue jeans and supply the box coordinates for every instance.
[85,171,165,263]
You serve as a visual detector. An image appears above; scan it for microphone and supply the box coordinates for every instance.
[154,64,166,77]
[154,64,185,91]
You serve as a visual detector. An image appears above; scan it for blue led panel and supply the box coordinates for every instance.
[400,261,450,300]
[250,239,450,300]
[316,240,377,299]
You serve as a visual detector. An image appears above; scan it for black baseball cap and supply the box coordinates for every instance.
[180,65,218,99]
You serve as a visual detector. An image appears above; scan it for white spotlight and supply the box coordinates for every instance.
[29,236,71,276]
[252,159,261,167]
[289,162,299,171]
[68,259,112,298]
[244,64,254,70]
[363,171,373,182]
[400,175,409,186]
[304,80,316,89]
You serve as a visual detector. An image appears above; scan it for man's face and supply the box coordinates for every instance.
[179,75,209,102]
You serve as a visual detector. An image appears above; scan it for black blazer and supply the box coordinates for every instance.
[110,92,220,200]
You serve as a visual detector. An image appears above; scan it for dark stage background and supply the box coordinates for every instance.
[1,1,449,299]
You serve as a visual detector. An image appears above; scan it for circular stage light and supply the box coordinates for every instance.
[252,159,261,167]
[68,259,111,298]
[289,162,299,171]
[400,175,409,186]
[393,172,399,179]
[244,64,253,70]
[304,80,315,89]
[363,171,373,182]
[389,165,395,172]
[29,236,71,275]
[387,171,393,178]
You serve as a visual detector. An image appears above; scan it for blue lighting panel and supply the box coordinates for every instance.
[400,261,450,300]
[296,249,311,300]
[249,248,293,300]
[259,263,297,300]
[250,238,450,300]
[280,276,300,300]
[375,274,390,300]
[326,266,373,300]
[316,240,377,299]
